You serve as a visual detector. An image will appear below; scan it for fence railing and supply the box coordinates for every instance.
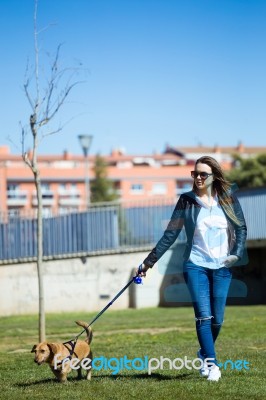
[1,188,265,264]
[0,198,186,264]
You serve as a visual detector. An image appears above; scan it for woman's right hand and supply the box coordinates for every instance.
[135,263,150,277]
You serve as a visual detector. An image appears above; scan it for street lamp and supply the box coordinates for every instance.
[78,134,93,208]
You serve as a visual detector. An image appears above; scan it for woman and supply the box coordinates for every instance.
[138,156,247,381]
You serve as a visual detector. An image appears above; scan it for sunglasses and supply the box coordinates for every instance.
[191,171,213,180]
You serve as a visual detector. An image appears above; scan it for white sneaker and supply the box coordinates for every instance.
[197,349,209,377]
[207,365,221,381]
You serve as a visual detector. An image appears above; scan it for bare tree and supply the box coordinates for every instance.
[22,0,82,341]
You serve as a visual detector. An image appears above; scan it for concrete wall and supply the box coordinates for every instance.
[0,251,165,316]
[1,245,265,316]
[157,245,266,307]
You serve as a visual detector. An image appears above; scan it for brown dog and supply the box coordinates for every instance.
[31,320,93,383]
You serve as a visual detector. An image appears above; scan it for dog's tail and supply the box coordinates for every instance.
[75,320,93,344]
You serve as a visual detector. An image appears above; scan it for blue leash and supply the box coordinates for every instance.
[62,264,144,360]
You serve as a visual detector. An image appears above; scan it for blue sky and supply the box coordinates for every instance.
[1,0,266,156]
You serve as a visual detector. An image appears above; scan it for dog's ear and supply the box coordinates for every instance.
[31,344,37,353]
[47,343,59,355]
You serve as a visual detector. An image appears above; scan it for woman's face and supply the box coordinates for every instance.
[193,162,214,191]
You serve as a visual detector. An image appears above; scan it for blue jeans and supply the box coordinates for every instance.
[183,261,232,365]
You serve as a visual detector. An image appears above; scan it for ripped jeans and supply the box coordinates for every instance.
[183,261,232,365]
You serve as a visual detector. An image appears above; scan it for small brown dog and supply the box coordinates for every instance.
[31,320,93,383]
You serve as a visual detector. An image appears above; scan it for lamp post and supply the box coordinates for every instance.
[78,134,93,208]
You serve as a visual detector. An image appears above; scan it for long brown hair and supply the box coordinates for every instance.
[193,156,239,225]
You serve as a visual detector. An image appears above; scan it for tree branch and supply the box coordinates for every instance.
[44,44,62,119]
[40,111,86,139]
[34,0,40,110]
[21,124,33,169]
[23,59,35,111]
[38,80,82,127]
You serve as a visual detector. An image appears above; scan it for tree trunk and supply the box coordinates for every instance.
[35,173,45,342]
[30,108,46,342]
[21,0,81,342]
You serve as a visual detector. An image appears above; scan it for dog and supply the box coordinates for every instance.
[31,320,93,383]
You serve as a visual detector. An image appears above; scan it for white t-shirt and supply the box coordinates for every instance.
[189,195,229,269]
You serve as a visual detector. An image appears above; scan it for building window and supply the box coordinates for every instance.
[70,183,78,193]
[176,182,192,194]
[41,183,50,192]
[130,184,144,194]
[7,184,19,192]
[152,183,167,195]
[183,182,192,190]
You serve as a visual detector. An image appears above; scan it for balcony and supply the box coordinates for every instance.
[58,189,82,206]
[32,190,54,206]
[7,190,28,206]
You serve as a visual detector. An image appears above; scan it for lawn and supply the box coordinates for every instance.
[0,306,265,400]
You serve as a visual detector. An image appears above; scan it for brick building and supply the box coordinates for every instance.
[0,142,265,214]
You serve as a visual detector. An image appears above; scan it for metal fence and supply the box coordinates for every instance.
[237,187,266,241]
[1,188,265,264]
[0,198,186,264]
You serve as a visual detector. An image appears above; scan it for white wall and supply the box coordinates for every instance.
[0,252,167,316]
[0,245,258,315]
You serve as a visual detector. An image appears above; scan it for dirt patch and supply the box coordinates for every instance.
[4,326,193,353]
[9,349,29,353]
[96,326,192,335]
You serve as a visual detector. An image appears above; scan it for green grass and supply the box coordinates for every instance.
[0,306,265,400]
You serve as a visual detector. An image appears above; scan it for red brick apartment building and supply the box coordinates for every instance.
[0,142,265,215]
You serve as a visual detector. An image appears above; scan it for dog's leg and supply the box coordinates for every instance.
[51,367,68,383]
[77,365,82,380]
[58,372,68,383]
[86,369,92,381]
[86,351,93,381]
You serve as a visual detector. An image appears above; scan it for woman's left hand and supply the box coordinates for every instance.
[222,255,239,268]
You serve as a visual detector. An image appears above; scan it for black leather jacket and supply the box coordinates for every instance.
[144,190,247,268]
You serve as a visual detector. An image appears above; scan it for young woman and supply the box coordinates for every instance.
[138,156,247,381]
